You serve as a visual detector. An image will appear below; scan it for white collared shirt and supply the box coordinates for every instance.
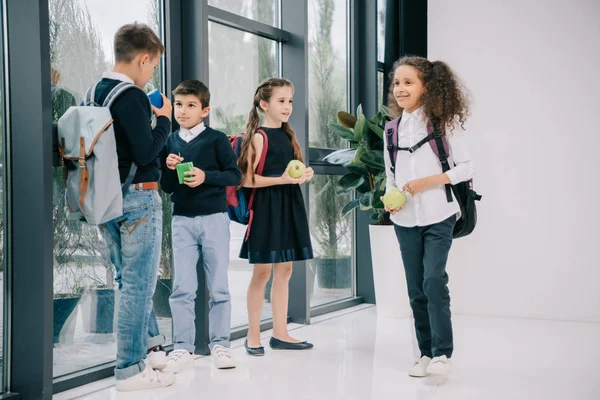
[102,71,135,84]
[383,107,475,227]
[179,122,206,142]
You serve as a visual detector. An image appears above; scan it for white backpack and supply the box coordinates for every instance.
[57,81,148,225]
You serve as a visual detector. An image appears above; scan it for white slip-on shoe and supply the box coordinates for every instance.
[426,355,452,376]
[408,356,431,377]
[115,365,175,392]
[212,345,237,369]
[163,349,195,374]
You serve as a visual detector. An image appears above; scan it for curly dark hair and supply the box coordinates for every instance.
[387,56,471,135]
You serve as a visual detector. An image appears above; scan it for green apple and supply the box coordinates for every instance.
[287,160,306,179]
[382,187,407,209]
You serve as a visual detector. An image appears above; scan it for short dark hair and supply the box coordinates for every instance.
[114,23,164,63]
[173,80,211,108]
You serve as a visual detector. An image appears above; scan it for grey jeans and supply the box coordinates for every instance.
[170,212,232,352]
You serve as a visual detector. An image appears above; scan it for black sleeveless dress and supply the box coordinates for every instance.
[239,127,314,264]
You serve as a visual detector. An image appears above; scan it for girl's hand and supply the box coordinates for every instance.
[280,165,304,185]
[166,153,184,170]
[403,177,432,196]
[304,167,314,182]
[380,197,405,215]
[184,167,206,187]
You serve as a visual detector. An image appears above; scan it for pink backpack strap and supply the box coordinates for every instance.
[426,122,453,202]
[384,117,401,173]
[426,121,450,158]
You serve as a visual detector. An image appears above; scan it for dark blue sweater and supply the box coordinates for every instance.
[94,78,171,184]
[160,127,242,216]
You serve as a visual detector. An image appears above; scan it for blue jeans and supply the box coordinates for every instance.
[170,213,232,353]
[394,215,456,358]
[99,188,165,380]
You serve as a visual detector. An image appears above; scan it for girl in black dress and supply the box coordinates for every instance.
[238,78,314,354]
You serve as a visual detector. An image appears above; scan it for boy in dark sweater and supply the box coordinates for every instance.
[95,23,174,391]
[160,80,241,373]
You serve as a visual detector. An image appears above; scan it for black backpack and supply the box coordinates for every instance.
[384,117,482,239]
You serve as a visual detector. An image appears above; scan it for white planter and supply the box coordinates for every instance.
[368,224,411,319]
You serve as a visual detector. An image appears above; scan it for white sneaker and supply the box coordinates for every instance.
[426,355,452,375]
[408,356,431,377]
[211,345,237,369]
[163,349,195,374]
[115,365,175,392]
[146,348,167,371]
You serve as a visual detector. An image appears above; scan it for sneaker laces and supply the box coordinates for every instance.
[166,349,188,363]
[213,345,231,359]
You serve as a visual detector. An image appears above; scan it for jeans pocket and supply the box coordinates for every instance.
[121,204,150,245]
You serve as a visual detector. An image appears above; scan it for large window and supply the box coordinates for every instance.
[307,0,354,307]
[377,0,386,107]
[308,0,348,149]
[49,0,169,377]
[0,2,7,392]
[209,0,280,27]
[208,21,279,328]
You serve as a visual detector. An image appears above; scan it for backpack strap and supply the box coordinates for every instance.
[103,82,138,108]
[426,122,453,203]
[385,116,434,174]
[245,129,270,241]
[101,81,147,197]
[84,83,99,106]
[385,117,401,174]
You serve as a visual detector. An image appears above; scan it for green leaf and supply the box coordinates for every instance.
[367,120,384,139]
[336,173,365,194]
[371,111,384,126]
[360,150,385,170]
[345,161,369,177]
[356,181,372,194]
[337,111,356,129]
[322,148,356,166]
[341,198,360,217]
[379,104,391,116]
[354,114,366,142]
[353,145,367,163]
[328,122,355,141]
[356,104,364,118]
[359,191,373,210]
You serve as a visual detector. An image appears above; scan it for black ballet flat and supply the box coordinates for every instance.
[244,339,265,356]
[269,337,314,350]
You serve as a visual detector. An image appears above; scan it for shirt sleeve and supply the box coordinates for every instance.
[445,128,475,185]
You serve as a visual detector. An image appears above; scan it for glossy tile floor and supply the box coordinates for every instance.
[54,305,600,400]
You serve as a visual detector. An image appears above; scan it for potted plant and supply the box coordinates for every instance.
[53,168,85,344]
[311,174,352,289]
[323,105,411,319]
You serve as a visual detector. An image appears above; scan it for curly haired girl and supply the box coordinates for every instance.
[382,56,475,377]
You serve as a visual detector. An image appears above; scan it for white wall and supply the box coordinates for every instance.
[429,0,600,322]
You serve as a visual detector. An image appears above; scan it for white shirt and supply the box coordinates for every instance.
[102,71,134,84]
[179,122,206,142]
[383,107,474,227]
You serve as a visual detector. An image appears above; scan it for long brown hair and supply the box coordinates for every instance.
[387,56,471,135]
[238,78,304,186]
